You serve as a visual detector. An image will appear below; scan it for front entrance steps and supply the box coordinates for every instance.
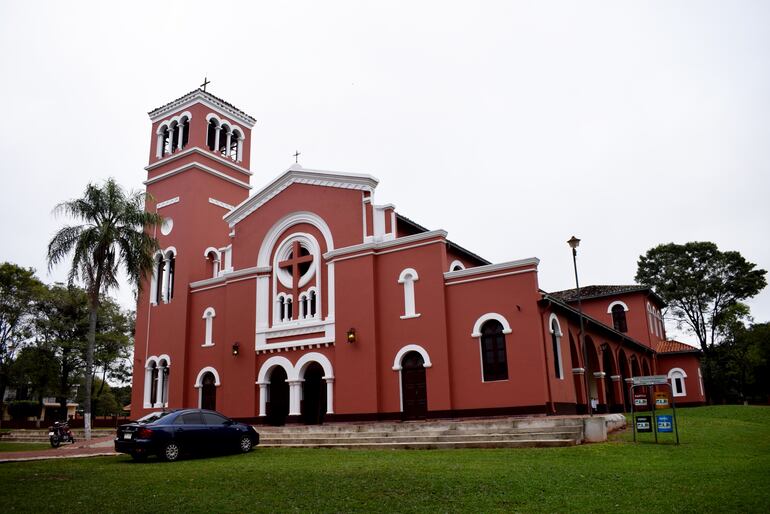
[256,416,608,449]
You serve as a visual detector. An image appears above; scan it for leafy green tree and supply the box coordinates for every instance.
[636,242,767,398]
[47,179,161,439]
[35,284,89,419]
[636,242,767,352]
[0,262,46,416]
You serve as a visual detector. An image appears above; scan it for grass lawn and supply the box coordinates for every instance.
[1,406,768,513]
[0,442,51,452]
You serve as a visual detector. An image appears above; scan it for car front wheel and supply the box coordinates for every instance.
[239,435,253,453]
[161,442,181,462]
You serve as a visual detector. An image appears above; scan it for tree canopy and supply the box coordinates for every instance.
[635,241,767,353]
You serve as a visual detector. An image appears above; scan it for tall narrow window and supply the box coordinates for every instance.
[668,368,687,397]
[219,125,230,156]
[202,308,216,346]
[550,317,563,379]
[480,320,508,381]
[181,117,190,148]
[166,252,175,301]
[149,362,159,405]
[154,256,165,304]
[161,127,171,156]
[308,289,317,318]
[398,268,419,319]
[158,359,169,405]
[207,119,218,151]
[277,296,286,322]
[611,304,628,333]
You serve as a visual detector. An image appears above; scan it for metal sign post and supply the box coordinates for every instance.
[629,376,679,445]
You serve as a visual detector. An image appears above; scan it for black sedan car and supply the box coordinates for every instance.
[114,409,259,461]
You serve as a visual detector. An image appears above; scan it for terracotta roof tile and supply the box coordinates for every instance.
[657,340,701,354]
[549,285,649,302]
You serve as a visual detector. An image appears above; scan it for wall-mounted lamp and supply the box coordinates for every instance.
[346,328,357,344]
[232,342,240,356]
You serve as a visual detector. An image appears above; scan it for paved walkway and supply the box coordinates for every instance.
[0,435,118,463]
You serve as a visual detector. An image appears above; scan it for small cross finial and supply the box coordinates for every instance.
[293,150,301,164]
[200,76,211,92]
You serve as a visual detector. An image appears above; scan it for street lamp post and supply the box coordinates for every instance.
[568,236,592,417]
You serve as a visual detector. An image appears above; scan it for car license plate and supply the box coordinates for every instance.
[123,433,132,440]
[48,432,54,436]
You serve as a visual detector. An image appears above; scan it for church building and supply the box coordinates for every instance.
[130,89,705,425]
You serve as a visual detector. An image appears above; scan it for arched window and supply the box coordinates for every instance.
[219,125,231,156]
[398,268,419,319]
[205,248,220,278]
[285,295,293,321]
[448,260,465,272]
[149,362,159,406]
[180,117,190,149]
[163,250,176,303]
[550,316,563,379]
[158,358,170,406]
[161,126,171,156]
[207,119,219,151]
[230,129,242,161]
[480,320,508,382]
[611,304,628,333]
[152,253,164,305]
[668,368,687,397]
[308,289,317,318]
[202,308,216,346]
[276,294,286,322]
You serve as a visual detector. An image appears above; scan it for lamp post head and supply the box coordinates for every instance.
[567,236,581,250]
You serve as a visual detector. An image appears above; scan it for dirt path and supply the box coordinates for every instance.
[0,435,119,463]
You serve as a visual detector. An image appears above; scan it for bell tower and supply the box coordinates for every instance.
[131,87,256,414]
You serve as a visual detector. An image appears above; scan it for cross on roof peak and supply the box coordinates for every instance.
[200,76,211,92]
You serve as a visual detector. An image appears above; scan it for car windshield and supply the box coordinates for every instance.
[135,411,172,424]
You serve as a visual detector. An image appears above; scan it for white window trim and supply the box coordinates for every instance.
[668,367,688,397]
[607,300,629,313]
[549,313,564,380]
[471,312,512,338]
[398,268,420,319]
[202,307,216,346]
[448,260,465,272]
[194,366,221,408]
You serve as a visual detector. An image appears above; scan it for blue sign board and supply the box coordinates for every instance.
[657,415,673,433]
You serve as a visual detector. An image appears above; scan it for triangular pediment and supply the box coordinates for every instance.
[223,164,379,226]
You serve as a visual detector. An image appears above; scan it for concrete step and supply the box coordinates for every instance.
[258,426,581,439]
[260,431,581,445]
[259,438,579,450]
[256,418,585,435]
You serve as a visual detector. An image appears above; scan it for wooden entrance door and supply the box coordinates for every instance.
[201,373,216,410]
[267,367,290,426]
[301,362,326,425]
[401,351,427,420]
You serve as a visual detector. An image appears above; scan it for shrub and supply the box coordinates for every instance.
[8,400,41,420]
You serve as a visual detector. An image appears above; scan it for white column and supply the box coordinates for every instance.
[236,137,244,162]
[161,256,171,303]
[143,367,152,407]
[288,380,302,416]
[225,131,233,158]
[213,126,221,154]
[176,122,184,150]
[324,377,334,414]
[257,382,268,417]
[156,134,163,158]
[154,368,164,407]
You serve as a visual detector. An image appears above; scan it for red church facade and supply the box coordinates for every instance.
[130,90,705,424]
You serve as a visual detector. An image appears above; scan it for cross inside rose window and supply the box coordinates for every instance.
[278,241,313,301]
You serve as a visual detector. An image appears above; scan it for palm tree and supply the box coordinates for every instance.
[47,179,161,439]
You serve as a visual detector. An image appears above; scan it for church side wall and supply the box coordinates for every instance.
[657,353,706,405]
[444,269,551,414]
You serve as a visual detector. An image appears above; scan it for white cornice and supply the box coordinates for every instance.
[145,147,252,177]
[149,91,256,127]
[323,230,448,261]
[443,258,540,280]
[143,162,252,190]
[189,265,271,290]
[224,164,379,226]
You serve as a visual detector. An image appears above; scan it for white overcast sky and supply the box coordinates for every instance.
[1,1,768,346]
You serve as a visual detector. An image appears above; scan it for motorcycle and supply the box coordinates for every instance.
[49,421,76,448]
